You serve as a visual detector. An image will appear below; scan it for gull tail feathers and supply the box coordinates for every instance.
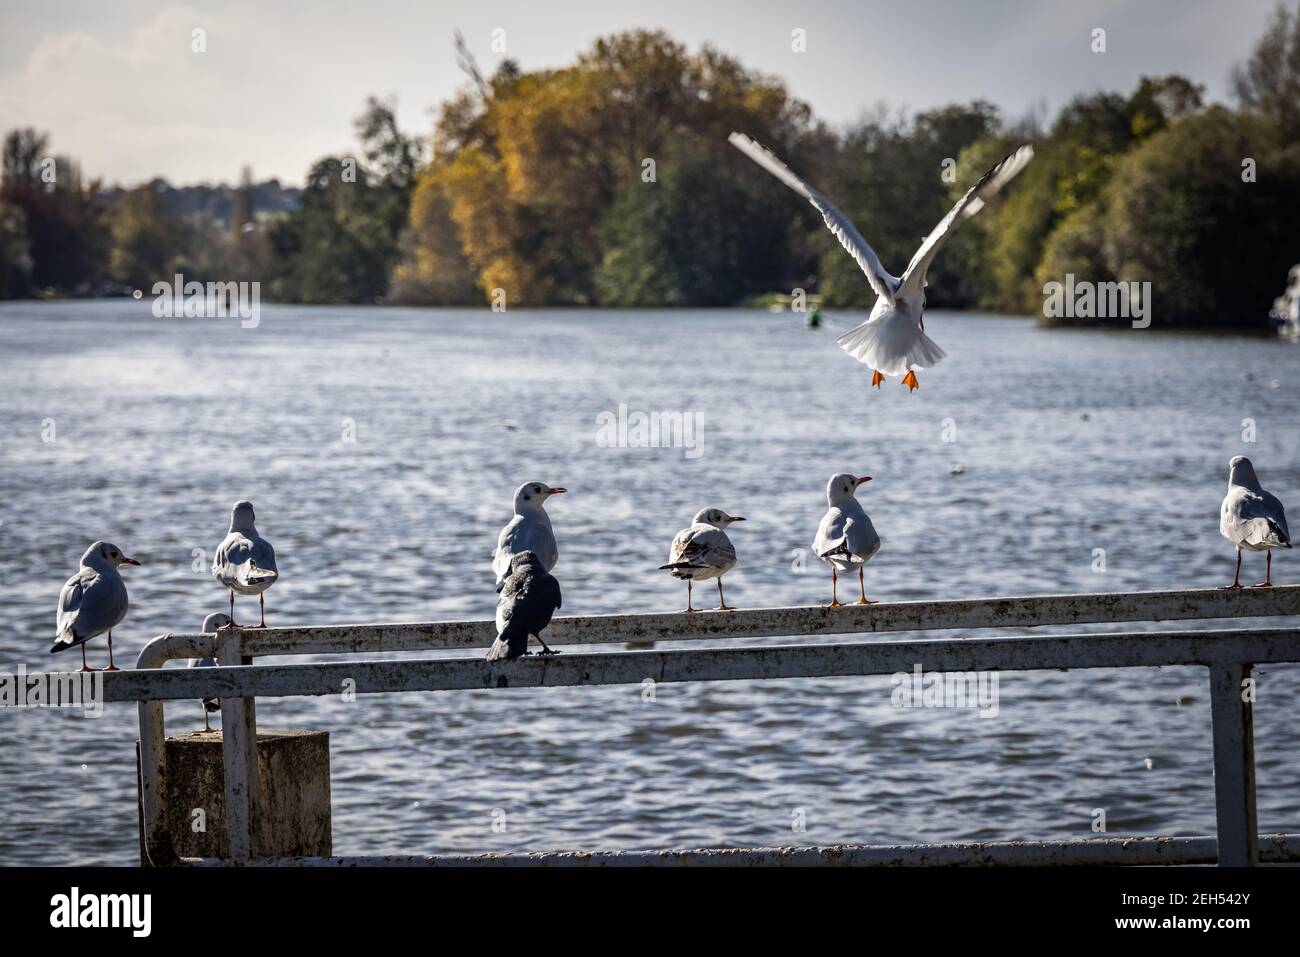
[240,564,278,587]
[837,318,946,373]
[659,561,705,571]
[485,638,514,662]
[1263,519,1291,548]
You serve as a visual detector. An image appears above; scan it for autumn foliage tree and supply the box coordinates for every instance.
[400,30,820,306]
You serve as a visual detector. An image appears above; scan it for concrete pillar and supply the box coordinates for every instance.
[136,730,331,863]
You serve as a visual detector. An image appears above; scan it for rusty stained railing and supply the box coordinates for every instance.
[106,585,1300,867]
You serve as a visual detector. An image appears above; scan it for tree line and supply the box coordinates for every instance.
[3,4,1299,329]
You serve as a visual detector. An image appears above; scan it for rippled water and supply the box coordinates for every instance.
[1,300,1297,865]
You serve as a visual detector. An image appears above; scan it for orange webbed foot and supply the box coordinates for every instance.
[871,370,885,388]
[902,371,919,392]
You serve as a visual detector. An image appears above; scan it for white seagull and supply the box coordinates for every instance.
[659,508,745,612]
[813,473,881,606]
[493,481,565,587]
[50,541,140,671]
[1220,456,1290,588]
[212,501,278,627]
[729,132,1034,391]
[188,612,231,732]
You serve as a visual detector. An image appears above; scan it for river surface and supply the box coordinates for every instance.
[0,300,1297,864]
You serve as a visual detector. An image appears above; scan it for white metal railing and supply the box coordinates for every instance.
[91,585,1300,866]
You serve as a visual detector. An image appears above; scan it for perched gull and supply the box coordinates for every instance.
[486,551,563,661]
[493,481,565,587]
[814,473,881,607]
[212,500,278,627]
[188,612,231,732]
[1220,456,1290,587]
[729,132,1033,391]
[50,541,140,671]
[659,508,745,612]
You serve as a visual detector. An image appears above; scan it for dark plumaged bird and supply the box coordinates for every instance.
[50,541,140,671]
[486,551,562,661]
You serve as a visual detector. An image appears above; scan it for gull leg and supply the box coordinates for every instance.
[535,633,559,656]
[856,566,877,605]
[1222,549,1243,589]
[222,590,238,627]
[902,371,919,392]
[253,592,267,628]
[684,579,697,614]
[825,568,843,608]
[80,644,94,673]
[104,630,120,672]
[1250,550,1273,587]
[203,707,211,733]
[871,370,885,388]
[715,578,735,611]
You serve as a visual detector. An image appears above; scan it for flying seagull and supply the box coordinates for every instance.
[212,500,278,627]
[1220,456,1290,587]
[493,481,565,587]
[813,473,881,607]
[486,551,563,661]
[188,612,231,732]
[729,132,1034,391]
[50,541,140,671]
[659,508,745,612]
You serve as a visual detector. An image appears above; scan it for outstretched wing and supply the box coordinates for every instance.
[729,132,897,303]
[898,144,1034,297]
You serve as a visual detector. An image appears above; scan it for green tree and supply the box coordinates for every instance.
[1,130,109,294]
[268,100,421,303]
[1232,1,1300,138]
[108,183,181,289]
[0,198,32,297]
[1097,107,1300,329]
[595,138,792,306]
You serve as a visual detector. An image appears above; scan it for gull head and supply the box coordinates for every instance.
[230,500,258,531]
[202,612,233,633]
[693,508,745,529]
[83,540,140,570]
[827,472,871,505]
[514,481,566,511]
[1228,456,1260,487]
[507,550,547,576]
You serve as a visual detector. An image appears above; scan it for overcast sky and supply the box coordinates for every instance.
[0,0,1281,186]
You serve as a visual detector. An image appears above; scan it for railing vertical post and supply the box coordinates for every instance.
[218,635,261,861]
[137,699,175,866]
[1208,662,1258,866]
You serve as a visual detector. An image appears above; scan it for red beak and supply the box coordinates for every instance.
[856,476,872,485]
[548,487,567,494]
[121,557,141,566]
